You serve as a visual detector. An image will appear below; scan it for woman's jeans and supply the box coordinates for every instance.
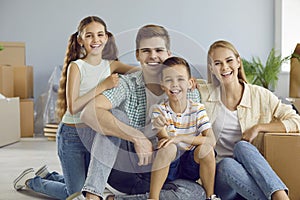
[215,141,288,200]
[27,123,95,200]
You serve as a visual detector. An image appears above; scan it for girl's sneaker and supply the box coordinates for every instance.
[13,168,35,190]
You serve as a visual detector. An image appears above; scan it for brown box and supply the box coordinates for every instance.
[0,42,25,66]
[264,133,300,199]
[0,97,21,147]
[289,43,300,98]
[293,98,300,113]
[20,99,34,137]
[0,66,14,97]
[13,66,33,99]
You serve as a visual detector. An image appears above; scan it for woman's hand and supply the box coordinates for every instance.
[242,125,259,142]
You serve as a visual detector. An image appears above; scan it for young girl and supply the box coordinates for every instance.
[149,57,219,200]
[198,40,300,199]
[13,16,136,200]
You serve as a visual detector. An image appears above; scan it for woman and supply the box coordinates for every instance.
[197,40,300,200]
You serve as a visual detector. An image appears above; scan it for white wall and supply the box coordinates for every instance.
[0,0,277,100]
[274,0,300,98]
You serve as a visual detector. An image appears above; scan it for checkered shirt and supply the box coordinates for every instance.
[103,71,201,129]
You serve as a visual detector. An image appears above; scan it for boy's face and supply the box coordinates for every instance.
[136,37,171,77]
[161,64,192,103]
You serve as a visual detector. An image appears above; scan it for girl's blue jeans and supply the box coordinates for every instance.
[215,141,288,200]
[27,123,95,200]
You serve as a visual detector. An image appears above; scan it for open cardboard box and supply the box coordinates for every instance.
[264,133,300,199]
[0,97,20,147]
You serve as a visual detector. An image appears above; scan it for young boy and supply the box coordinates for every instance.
[149,56,220,200]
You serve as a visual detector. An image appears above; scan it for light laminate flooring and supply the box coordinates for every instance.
[0,137,61,200]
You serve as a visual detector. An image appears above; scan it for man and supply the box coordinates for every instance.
[78,24,206,200]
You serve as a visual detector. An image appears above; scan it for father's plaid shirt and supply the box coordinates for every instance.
[103,70,201,129]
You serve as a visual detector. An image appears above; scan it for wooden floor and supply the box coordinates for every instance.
[0,137,61,200]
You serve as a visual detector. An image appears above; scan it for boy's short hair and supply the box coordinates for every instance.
[162,56,192,78]
[135,24,170,50]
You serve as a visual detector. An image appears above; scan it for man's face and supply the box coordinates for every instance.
[136,37,171,77]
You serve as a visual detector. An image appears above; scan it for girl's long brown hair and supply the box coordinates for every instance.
[56,16,118,121]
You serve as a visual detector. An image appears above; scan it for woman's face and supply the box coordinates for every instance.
[209,47,241,85]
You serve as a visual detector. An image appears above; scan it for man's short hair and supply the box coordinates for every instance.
[135,24,170,50]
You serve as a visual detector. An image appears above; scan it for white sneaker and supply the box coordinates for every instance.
[13,168,35,190]
[35,165,49,178]
[102,188,114,200]
[66,192,85,200]
[207,194,221,200]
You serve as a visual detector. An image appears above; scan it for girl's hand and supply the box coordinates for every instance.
[157,136,180,149]
[242,125,259,142]
[101,73,119,90]
[190,77,197,90]
[152,115,169,130]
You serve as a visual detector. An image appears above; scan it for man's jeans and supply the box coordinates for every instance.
[215,141,288,200]
[27,123,95,200]
[82,133,206,200]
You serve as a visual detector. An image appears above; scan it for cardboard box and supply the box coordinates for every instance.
[0,97,21,147]
[290,43,300,98]
[293,98,300,113]
[13,66,33,99]
[20,99,34,137]
[264,133,300,199]
[0,42,25,66]
[0,66,14,97]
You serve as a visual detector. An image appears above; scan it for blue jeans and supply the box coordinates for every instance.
[215,141,288,200]
[83,135,206,200]
[27,123,95,199]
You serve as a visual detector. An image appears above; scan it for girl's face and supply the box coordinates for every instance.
[209,47,241,85]
[161,64,192,104]
[78,22,108,56]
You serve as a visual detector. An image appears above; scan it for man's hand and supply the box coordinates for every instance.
[133,137,153,166]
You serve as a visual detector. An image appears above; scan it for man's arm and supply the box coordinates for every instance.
[80,94,153,166]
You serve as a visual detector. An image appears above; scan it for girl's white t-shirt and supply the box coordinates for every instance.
[61,59,111,124]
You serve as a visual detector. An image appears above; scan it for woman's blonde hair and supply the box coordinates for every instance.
[56,16,118,121]
[207,40,247,85]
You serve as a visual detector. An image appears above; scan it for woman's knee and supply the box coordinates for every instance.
[234,141,259,158]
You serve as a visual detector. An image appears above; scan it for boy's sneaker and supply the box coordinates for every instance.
[35,165,49,178]
[66,192,85,200]
[13,168,35,190]
[206,194,221,200]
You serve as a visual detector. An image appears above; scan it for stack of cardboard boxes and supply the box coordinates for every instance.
[0,41,34,146]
